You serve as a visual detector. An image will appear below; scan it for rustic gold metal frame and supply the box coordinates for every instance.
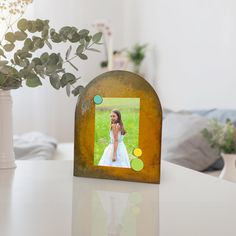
[74,71,162,183]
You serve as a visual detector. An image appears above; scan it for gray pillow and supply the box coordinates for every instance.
[162,113,220,171]
[14,132,57,160]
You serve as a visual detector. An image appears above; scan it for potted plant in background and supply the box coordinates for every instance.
[0,0,102,169]
[126,43,147,75]
[202,119,236,181]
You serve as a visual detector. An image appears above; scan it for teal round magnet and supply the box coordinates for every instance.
[93,95,103,104]
[131,158,144,172]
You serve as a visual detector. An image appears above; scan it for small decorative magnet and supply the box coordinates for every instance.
[133,148,142,157]
[131,158,144,171]
[93,95,103,104]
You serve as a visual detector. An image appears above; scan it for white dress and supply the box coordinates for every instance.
[98,130,131,168]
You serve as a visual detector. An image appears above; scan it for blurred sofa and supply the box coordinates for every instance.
[162,108,236,172]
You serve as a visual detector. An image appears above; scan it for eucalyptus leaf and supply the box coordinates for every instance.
[85,35,92,43]
[27,61,36,70]
[18,68,28,78]
[79,38,86,45]
[35,19,44,31]
[50,28,56,35]
[5,32,16,43]
[78,29,89,36]
[60,73,76,87]
[68,33,80,43]
[59,26,72,38]
[44,20,49,25]
[32,57,42,66]
[78,53,88,60]
[66,46,72,60]
[66,83,71,97]
[3,67,19,79]
[76,45,84,55]
[46,65,58,74]
[17,18,28,31]
[0,77,22,90]
[0,65,19,76]
[48,53,59,65]
[34,65,45,74]
[24,38,34,51]
[3,44,15,52]
[14,54,20,65]
[28,21,37,33]
[85,41,90,49]
[72,85,84,96]
[92,32,102,43]
[0,73,7,85]
[51,33,62,43]
[26,74,42,87]
[15,31,27,41]
[45,40,52,50]
[87,48,100,53]
[0,60,8,66]
[40,52,49,64]
[17,50,32,59]
[27,21,33,31]
[18,59,29,67]
[49,73,61,89]
[0,49,6,58]
[34,38,44,49]
[55,68,65,73]
[42,27,49,39]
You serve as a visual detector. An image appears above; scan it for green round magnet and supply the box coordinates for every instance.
[131,158,144,172]
[93,95,103,104]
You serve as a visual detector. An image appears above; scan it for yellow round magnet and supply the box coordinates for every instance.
[133,148,142,157]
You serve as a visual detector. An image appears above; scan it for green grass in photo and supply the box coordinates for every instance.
[94,98,140,165]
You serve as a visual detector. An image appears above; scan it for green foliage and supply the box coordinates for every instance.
[100,60,108,68]
[92,32,103,43]
[202,119,236,154]
[126,43,147,74]
[0,18,102,96]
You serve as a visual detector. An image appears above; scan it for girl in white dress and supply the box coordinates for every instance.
[98,110,131,168]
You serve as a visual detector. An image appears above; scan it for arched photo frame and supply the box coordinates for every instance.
[74,71,162,184]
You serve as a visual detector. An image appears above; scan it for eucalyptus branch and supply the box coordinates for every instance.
[64,55,77,65]
[0,17,103,97]
[64,41,97,65]
[0,13,24,44]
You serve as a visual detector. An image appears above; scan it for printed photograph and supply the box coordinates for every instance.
[94,98,140,168]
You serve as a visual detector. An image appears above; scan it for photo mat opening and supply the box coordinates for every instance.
[94,98,140,168]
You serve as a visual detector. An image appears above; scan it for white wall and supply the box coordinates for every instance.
[124,0,236,111]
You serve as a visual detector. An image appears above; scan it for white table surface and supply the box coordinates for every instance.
[0,160,236,236]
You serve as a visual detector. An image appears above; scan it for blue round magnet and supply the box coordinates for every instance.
[93,95,103,104]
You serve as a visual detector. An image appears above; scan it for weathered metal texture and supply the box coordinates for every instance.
[74,71,162,183]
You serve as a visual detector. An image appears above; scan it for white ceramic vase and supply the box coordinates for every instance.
[219,153,236,182]
[0,90,16,169]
